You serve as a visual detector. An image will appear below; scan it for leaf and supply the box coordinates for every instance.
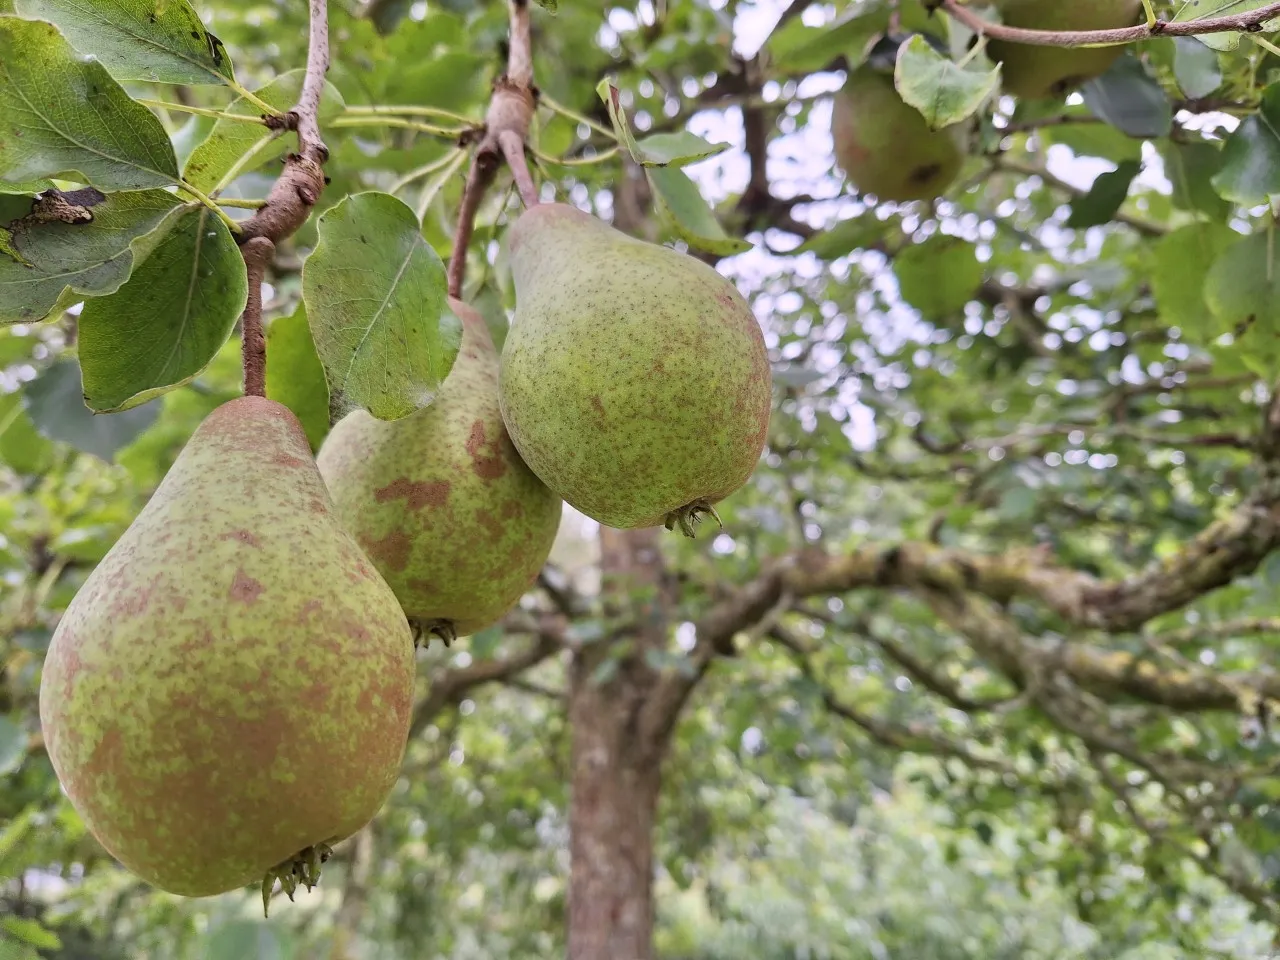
[302,192,460,421]
[894,34,999,129]
[0,389,54,473]
[766,5,888,73]
[0,716,26,776]
[204,921,288,960]
[0,189,182,324]
[1152,222,1235,331]
[184,70,345,193]
[23,360,159,460]
[1066,160,1140,229]
[13,0,235,85]
[1172,36,1222,98]
[894,235,982,319]
[794,218,883,259]
[596,79,644,166]
[632,131,728,167]
[1212,82,1280,206]
[1205,231,1280,344]
[78,205,246,411]
[1172,0,1280,51]
[1162,141,1228,220]
[646,166,751,256]
[1081,56,1172,139]
[0,919,57,952]
[266,306,330,451]
[0,17,179,190]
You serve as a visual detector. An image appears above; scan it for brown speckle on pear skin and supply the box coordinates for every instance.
[317,301,562,637]
[38,397,415,899]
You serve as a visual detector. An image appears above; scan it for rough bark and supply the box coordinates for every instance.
[567,526,674,960]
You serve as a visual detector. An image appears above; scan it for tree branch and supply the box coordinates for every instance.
[446,0,540,299]
[233,0,331,395]
[940,0,1280,46]
[408,623,563,739]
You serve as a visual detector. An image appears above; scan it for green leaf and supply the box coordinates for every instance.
[894,235,982,319]
[1172,0,1280,51]
[766,5,888,73]
[13,0,235,85]
[794,218,883,260]
[204,921,289,960]
[1162,141,1228,220]
[184,70,345,193]
[0,716,26,776]
[632,131,728,167]
[646,166,751,256]
[0,919,57,952]
[0,189,182,324]
[596,79,644,166]
[1081,56,1172,140]
[78,205,246,411]
[23,360,159,460]
[1204,232,1280,364]
[1152,222,1235,332]
[302,192,460,421]
[1212,82,1280,206]
[1066,160,1140,229]
[1172,36,1222,98]
[0,17,179,190]
[266,306,330,451]
[894,35,999,130]
[0,390,54,473]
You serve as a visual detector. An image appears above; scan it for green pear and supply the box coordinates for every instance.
[39,397,415,903]
[831,64,965,203]
[498,203,772,535]
[988,0,1142,99]
[317,299,563,640]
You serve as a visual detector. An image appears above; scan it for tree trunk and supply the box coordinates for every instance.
[566,526,673,960]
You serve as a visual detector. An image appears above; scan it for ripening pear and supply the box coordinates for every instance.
[317,299,563,640]
[988,0,1142,99]
[39,397,415,903]
[831,64,965,203]
[498,203,772,535]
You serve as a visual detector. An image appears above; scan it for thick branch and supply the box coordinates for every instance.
[941,0,1280,46]
[239,237,274,397]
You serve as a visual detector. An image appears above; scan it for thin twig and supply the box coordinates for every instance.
[446,0,541,299]
[295,0,331,162]
[240,237,275,397]
[448,160,497,299]
[940,0,1280,47]
[233,0,331,396]
[499,129,540,208]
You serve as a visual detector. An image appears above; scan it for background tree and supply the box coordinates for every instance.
[6,0,1280,958]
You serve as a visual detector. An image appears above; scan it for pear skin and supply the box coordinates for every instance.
[318,299,563,638]
[499,203,772,534]
[831,64,965,203]
[989,0,1143,100]
[39,397,415,899]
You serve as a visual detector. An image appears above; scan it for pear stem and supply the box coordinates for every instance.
[240,237,274,398]
[499,129,540,209]
[446,0,541,299]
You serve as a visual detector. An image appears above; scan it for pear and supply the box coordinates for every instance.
[498,203,772,535]
[831,64,965,203]
[39,397,415,903]
[317,299,563,641]
[988,0,1142,100]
